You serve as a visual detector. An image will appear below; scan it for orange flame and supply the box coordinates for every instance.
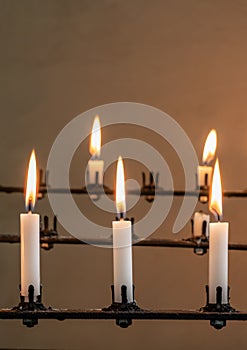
[209,158,222,220]
[25,150,37,212]
[202,129,217,164]
[116,156,126,216]
[89,115,101,158]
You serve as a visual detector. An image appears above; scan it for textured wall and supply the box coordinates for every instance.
[0,0,247,349]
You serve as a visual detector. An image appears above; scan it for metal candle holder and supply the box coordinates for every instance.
[103,285,141,328]
[40,215,58,250]
[189,216,209,255]
[141,171,160,202]
[82,183,111,201]
[201,285,236,329]
[198,186,209,203]
[13,285,47,327]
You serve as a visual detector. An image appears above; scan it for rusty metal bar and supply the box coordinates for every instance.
[0,185,247,197]
[0,234,247,251]
[0,308,244,321]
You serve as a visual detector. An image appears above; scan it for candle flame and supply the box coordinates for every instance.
[116,156,126,217]
[25,149,37,212]
[202,129,217,164]
[209,158,222,220]
[90,115,101,158]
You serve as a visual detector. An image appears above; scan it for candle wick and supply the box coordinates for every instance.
[27,200,33,213]
[118,212,125,220]
[92,154,99,161]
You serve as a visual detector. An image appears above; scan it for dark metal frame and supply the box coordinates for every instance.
[1,173,247,329]
[0,309,245,324]
[1,234,247,251]
[1,185,247,197]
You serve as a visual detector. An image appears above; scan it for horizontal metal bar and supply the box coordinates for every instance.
[0,185,247,197]
[0,308,244,321]
[1,234,247,251]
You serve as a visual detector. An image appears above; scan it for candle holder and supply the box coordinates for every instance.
[196,170,210,203]
[37,169,49,200]
[200,285,236,329]
[13,284,48,327]
[40,215,58,250]
[141,172,160,203]
[198,187,209,204]
[189,215,209,255]
[83,183,111,201]
[103,285,141,328]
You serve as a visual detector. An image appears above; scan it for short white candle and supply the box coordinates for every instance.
[87,115,104,184]
[208,158,229,304]
[193,211,210,238]
[20,150,40,301]
[197,165,213,188]
[197,129,217,189]
[112,156,133,303]
[87,159,104,184]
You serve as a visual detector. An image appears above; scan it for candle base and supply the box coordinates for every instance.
[83,184,111,201]
[200,285,237,330]
[184,235,208,255]
[141,171,162,203]
[13,284,48,328]
[198,187,209,204]
[197,165,212,200]
[188,216,209,255]
[40,215,58,251]
[103,285,141,328]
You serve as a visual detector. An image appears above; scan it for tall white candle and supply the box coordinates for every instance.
[197,129,217,189]
[112,156,133,303]
[113,220,133,302]
[87,115,104,184]
[20,150,40,301]
[208,158,229,304]
[20,213,40,299]
[209,222,228,303]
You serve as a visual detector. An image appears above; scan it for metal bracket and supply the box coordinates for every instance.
[200,285,236,330]
[13,285,48,327]
[103,285,141,328]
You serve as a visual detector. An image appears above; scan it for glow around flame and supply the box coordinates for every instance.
[202,129,217,164]
[25,149,37,212]
[116,156,126,216]
[209,158,222,220]
[90,115,101,158]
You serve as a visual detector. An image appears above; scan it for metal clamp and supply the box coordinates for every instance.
[200,285,236,330]
[13,285,48,327]
[103,285,141,328]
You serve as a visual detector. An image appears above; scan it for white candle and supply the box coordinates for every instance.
[20,150,40,301]
[113,220,133,302]
[112,156,133,303]
[197,129,217,189]
[87,115,104,184]
[87,159,104,184]
[20,212,40,299]
[197,165,213,188]
[208,158,229,304]
[209,222,229,303]
[192,211,210,238]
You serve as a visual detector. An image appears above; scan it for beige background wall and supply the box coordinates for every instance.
[1,0,247,349]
